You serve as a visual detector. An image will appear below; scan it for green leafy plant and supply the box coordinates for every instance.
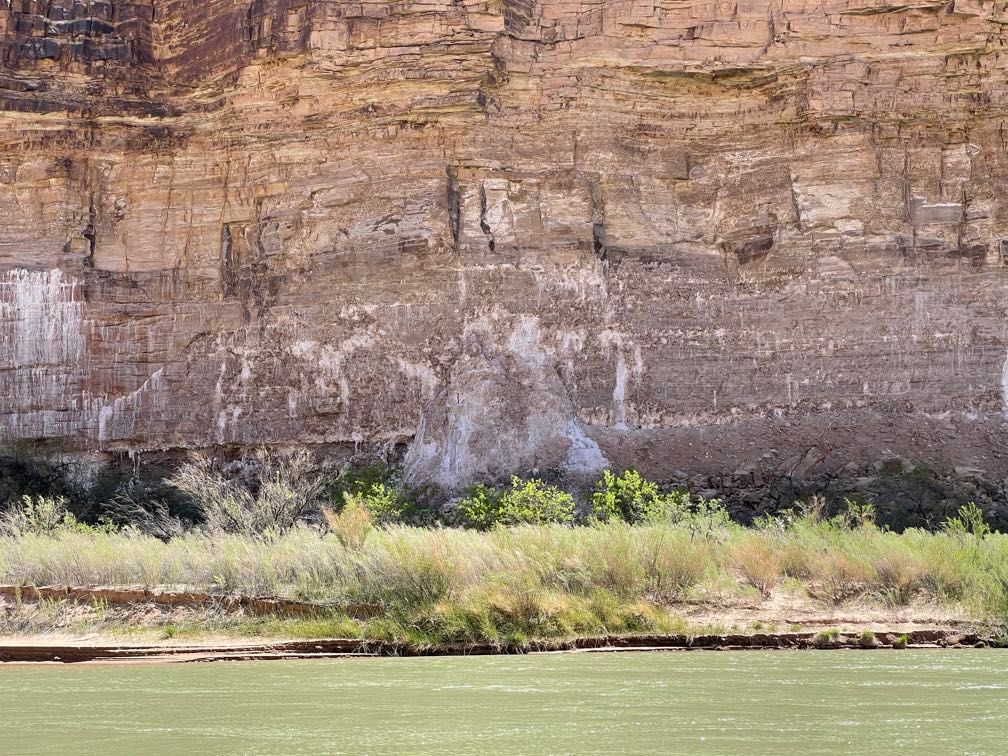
[342,483,407,526]
[454,478,574,529]
[328,463,400,502]
[590,470,689,524]
[454,484,499,530]
[328,464,440,527]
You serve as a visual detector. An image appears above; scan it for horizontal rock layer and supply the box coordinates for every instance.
[1,0,1008,484]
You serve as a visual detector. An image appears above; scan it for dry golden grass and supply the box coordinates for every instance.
[322,499,373,549]
[731,534,782,598]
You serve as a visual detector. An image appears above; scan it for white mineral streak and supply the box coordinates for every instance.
[561,420,609,475]
[405,315,608,487]
[0,269,84,368]
[599,330,643,429]
[1001,351,1008,417]
[0,269,88,438]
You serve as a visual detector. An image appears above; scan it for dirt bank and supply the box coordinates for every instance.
[0,628,999,665]
[0,585,1000,663]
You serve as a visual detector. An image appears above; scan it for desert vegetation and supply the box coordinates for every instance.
[0,449,1005,647]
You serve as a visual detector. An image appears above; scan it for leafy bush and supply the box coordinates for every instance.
[494,477,575,527]
[328,463,400,503]
[328,464,439,527]
[590,469,690,524]
[341,484,403,526]
[454,477,575,529]
[454,484,499,530]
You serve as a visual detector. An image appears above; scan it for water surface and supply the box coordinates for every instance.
[1,650,1004,754]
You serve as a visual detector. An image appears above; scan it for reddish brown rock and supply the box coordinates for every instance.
[1,1,1007,485]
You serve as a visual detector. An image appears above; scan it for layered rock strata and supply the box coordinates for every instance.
[1,0,1008,488]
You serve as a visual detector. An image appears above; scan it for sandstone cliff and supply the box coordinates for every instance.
[1,0,1007,490]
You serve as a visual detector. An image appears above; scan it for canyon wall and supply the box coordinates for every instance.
[2,0,1008,489]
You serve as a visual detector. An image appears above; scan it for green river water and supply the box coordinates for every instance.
[0,650,1005,755]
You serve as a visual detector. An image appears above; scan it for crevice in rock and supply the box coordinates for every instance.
[446,167,460,254]
[590,181,607,262]
[592,222,606,261]
[478,182,495,252]
[83,193,96,264]
[220,222,238,297]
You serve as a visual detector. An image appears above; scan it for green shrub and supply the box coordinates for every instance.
[892,633,909,649]
[590,470,689,524]
[495,477,575,527]
[813,628,841,647]
[454,478,574,529]
[328,464,440,527]
[454,484,499,530]
[342,484,406,526]
[328,463,399,502]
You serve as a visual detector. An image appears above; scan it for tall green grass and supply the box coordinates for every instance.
[1,514,1005,643]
